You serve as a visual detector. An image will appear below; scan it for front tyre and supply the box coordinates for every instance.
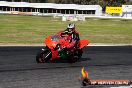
[36,47,51,63]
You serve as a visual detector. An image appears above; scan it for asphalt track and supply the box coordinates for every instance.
[0,46,132,88]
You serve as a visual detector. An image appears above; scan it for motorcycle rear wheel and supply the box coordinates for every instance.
[68,49,83,63]
[68,57,78,63]
[77,49,83,59]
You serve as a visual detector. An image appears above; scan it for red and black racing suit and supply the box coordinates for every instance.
[57,30,80,49]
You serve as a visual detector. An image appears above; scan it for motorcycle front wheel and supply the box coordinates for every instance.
[36,47,52,63]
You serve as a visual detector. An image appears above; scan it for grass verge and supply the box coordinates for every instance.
[0,15,132,45]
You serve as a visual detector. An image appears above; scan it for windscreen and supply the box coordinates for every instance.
[51,35,62,42]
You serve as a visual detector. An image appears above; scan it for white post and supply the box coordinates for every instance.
[2,7,3,11]
[39,9,40,12]
[22,8,23,12]
[131,11,132,17]
[42,9,43,13]
[37,9,38,12]
[18,8,19,12]
[52,9,53,13]
[65,10,66,14]
[74,10,76,14]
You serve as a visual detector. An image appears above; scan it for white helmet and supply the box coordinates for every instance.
[67,23,75,29]
[66,23,75,33]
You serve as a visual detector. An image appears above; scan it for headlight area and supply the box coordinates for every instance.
[54,44,61,51]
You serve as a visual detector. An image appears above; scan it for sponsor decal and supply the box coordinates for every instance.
[79,67,131,86]
[106,6,122,14]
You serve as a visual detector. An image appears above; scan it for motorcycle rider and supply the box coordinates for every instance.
[58,23,80,49]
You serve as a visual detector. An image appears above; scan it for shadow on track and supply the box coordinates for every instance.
[51,58,91,63]
[78,58,91,62]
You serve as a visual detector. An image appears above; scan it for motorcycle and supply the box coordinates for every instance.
[36,34,89,63]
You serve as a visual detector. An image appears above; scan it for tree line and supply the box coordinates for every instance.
[22,0,131,6]
[8,0,131,5]
[8,0,132,6]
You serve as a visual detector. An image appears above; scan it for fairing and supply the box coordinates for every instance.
[79,40,90,49]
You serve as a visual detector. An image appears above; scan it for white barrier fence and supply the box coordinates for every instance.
[0,10,132,20]
[62,15,85,21]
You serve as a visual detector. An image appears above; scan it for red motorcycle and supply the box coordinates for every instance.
[36,34,90,63]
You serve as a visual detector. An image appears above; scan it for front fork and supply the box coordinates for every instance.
[41,48,52,61]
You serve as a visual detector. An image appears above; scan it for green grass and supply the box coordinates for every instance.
[0,15,132,44]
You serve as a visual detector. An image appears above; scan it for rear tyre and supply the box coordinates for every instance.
[67,49,83,63]
[77,49,83,59]
[36,47,51,63]
[68,57,78,63]
[67,52,77,63]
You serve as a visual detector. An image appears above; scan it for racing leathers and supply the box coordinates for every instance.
[57,30,80,49]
